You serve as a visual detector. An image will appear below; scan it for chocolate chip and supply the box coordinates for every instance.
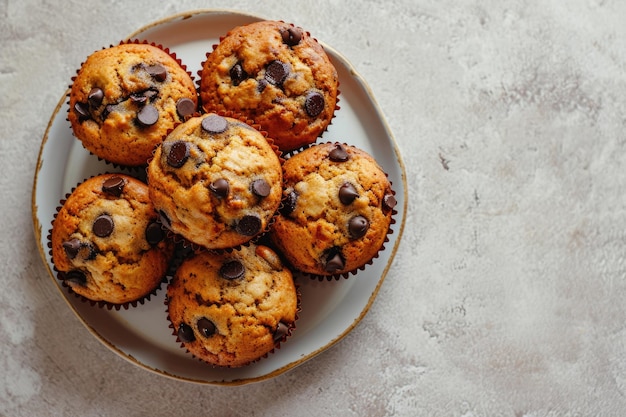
[130,92,148,104]
[88,87,104,107]
[257,78,268,93]
[177,323,195,343]
[197,318,216,338]
[176,98,196,119]
[137,104,159,126]
[74,102,91,121]
[145,221,164,245]
[304,91,325,117]
[349,215,369,239]
[280,190,298,215]
[230,62,247,86]
[251,179,271,198]
[219,260,245,280]
[102,176,125,197]
[93,214,114,237]
[273,322,289,342]
[328,143,349,162]
[281,27,303,46]
[146,64,167,81]
[209,178,229,198]
[324,248,345,273]
[383,192,397,211]
[166,140,189,168]
[338,182,359,205]
[64,270,87,286]
[62,238,82,259]
[201,114,228,134]
[265,60,289,86]
[236,214,262,236]
[102,104,115,120]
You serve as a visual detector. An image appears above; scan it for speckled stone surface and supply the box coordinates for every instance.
[4,0,626,415]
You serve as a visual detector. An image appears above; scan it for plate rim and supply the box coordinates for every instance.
[31,8,408,385]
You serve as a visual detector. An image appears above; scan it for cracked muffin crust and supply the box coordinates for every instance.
[166,244,298,367]
[199,20,339,152]
[270,142,397,277]
[50,174,174,305]
[146,113,283,250]
[68,42,198,167]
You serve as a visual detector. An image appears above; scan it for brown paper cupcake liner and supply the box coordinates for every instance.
[66,39,198,170]
[47,174,178,310]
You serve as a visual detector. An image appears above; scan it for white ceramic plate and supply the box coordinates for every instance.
[32,9,407,385]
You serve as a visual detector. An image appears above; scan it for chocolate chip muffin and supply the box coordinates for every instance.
[199,20,339,152]
[68,41,198,167]
[146,113,283,250]
[270,142,397,278]
[166,244,298,367]
[50,174,174,306]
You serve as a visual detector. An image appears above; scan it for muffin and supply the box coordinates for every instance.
[68,41,198,167]
[270,142,397,278]
[199,20,339,152]
[146,113,283,250]
[50,173,174,306]
[166,244,298,367]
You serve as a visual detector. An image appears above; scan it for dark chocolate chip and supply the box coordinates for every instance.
[137,104,159,126]
[328,143,349,162]
[197,317,216,338]
[62,238,82,259]
[236,214,262,236]
[88,87,104,107]
[349,215,369,239]
[93,214,114,237]
[219,260,245,280]
[102,176,125,197]
[166,140,189,168]
[64,270,87,286]
[265,61,289,86]
[273,322,289,342]
[102,104,115,120]
[230,62,248,86]
[281,190,298,215]
[338,182,359,205]
[176,97,196,119]
[251,179,271,198]
[145,222,164,245]
[209,178,229,198]
[304,91,325,117]
[177,323,196,343]
[383,192,397,211]
[324,248,345,273]
[281,27,303,46]
[146,64,167,81]
[74,102,91,120]
[257,78,268,93]
[201,114,228,134]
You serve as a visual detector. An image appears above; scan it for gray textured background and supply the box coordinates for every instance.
[3,0,626,415]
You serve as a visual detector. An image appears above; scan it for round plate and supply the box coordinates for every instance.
[31,9,407,385]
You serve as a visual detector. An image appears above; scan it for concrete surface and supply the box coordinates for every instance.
[3,0,626,415]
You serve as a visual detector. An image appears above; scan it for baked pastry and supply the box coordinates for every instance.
[166,244,298,367]
[68,41,198,167]
[50,174,174,306]
[146,113,283,250]
[270,142,397,278]
[199,20,338,152]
